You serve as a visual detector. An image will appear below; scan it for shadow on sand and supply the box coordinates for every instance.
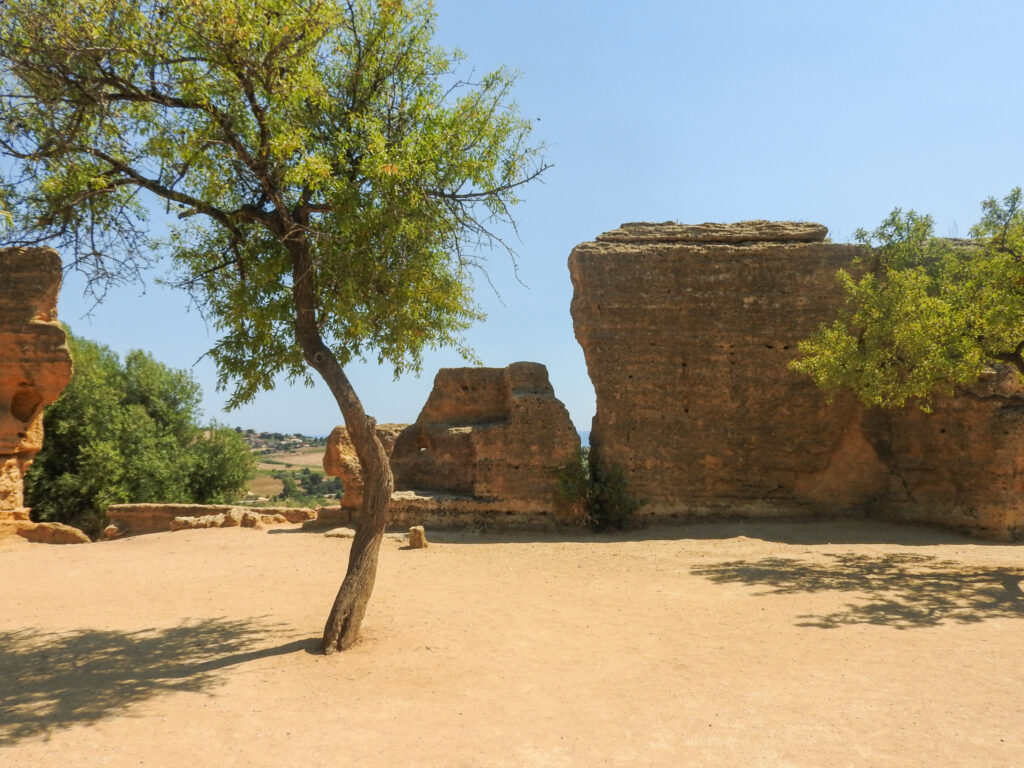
[292,517,1013,547]
[0,618,317,746]
[692,552,1024,630]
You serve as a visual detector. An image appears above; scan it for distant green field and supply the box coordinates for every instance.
[247,445,338,502]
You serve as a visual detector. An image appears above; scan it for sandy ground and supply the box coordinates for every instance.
[1,519,1022,767]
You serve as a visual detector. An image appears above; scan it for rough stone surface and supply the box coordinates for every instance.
[106,504,317,536]
[322,423,408,509]
[380,491,573,530]
[0,248,73,521]
[595,220,829,245]
[0,520,90,544]
[321,365,581,530]
[570,221,1024,539]
[389,363,582,525]
[408,525,428,548]
[311,505,352,528]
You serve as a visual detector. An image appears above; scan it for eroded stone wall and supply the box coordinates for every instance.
[569,221,1024,539]
[390,362,581,519]
[0,247,73,523]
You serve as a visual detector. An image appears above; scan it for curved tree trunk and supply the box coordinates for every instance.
[287,237,395,653]
[320,441,394,652]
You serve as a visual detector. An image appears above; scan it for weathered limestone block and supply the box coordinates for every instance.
[0,247,73,523]
[408,525,428,548]
[569,221,1024,538]
[106,503,316,536]
[859,368,1024,539]
[323,423,408,509]
[312,505,353,528]
[390,362,582,524]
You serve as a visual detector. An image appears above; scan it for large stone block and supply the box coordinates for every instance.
[569,221,1024,539]
[321,363,584,529]
[390,362,581,522]
[0,247,73,522]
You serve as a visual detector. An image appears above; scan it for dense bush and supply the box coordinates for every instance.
[26,334,256,537]
[557,447,640,532]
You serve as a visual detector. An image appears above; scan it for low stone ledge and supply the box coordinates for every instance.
[594,220,829,245]
[383,490,584,531]
[106,503,318,537]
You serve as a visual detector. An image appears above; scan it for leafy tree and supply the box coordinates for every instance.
[26,334,256,537]
[0,0,546,651]
[791,188,1024,409]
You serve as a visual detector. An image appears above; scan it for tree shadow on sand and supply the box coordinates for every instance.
[0,618,316,746]
[692,553,1024,629]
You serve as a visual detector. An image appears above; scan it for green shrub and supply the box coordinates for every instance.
[556,447,640,531]
[26,333,256,537]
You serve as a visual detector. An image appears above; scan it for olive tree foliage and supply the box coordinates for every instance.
[0,0,547,652]
[791,189,1024,409]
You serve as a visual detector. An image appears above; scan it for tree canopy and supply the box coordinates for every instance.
[27,333,256,538]
[791,188,1024,409]
[0,0,544,404]
[1,0,547,651]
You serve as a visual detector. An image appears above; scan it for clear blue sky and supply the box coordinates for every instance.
[56,0,1024,436]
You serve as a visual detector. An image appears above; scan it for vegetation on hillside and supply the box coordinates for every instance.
[26,334,256,538]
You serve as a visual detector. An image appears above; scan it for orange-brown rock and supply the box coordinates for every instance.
[569,221,1024,539]
[0,247,73,522]
[322,423,408,509]
[0,520,90,544]
[105,503,317,536]
[388,362,582,526]
[407,525,428,548]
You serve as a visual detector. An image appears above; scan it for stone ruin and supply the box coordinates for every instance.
[322,362,582,529]
[569,221,1024,539]
[0,247,86,543]
[319,422,409,526]
[10,223,1022,543]
[105,503,317,537]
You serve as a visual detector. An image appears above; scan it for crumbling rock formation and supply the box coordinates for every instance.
[323,422,408,510]
[0,248,82,543]
[386,362,582,527]
[320,364,582,529]
[570,221,1024,539]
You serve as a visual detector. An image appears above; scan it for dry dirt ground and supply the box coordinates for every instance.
[1,519,1022,767]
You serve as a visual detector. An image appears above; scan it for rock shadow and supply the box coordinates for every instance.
[0,618,313,745]
[691,552,1024,629]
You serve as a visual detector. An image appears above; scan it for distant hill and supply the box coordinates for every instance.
[239,427,591,450]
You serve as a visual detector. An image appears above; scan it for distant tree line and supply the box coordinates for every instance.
[27,334,256,538]
[273,467,342,503]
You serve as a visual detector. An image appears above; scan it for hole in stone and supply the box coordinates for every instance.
[11,385,43,423]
